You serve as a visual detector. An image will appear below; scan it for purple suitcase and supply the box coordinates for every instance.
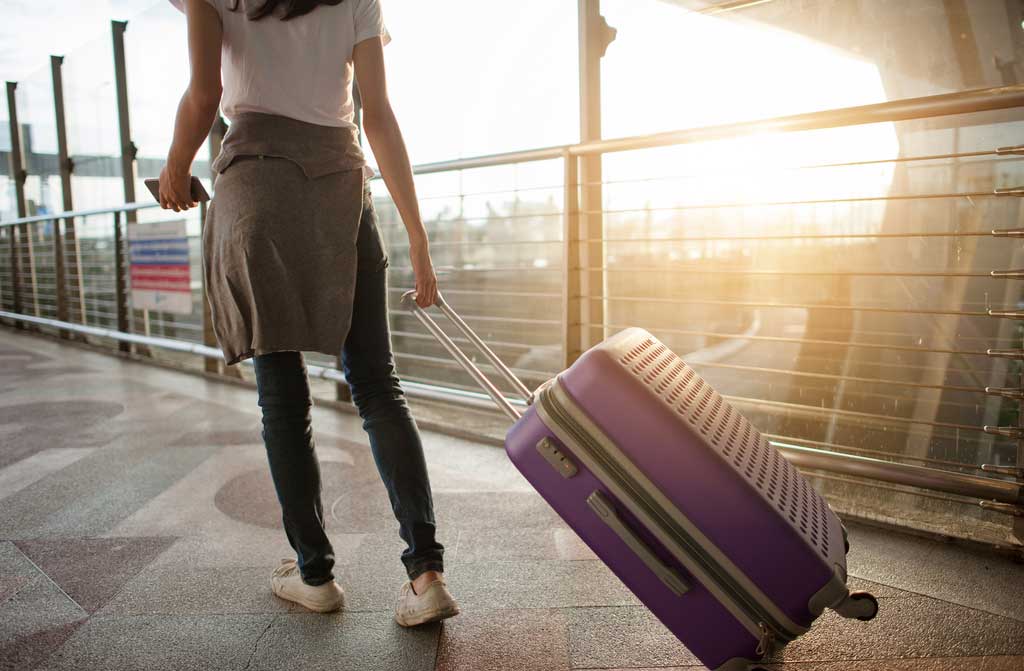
[403,291,878,671]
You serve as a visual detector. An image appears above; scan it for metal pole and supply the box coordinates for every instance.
[46,56,69,338]
[112,210,130,352]
[5,82,27,328]
[563,151,582,367]
[577,0,614,357]
[51,54,85,331]
[112,20,144,356]
[111,21,137,215]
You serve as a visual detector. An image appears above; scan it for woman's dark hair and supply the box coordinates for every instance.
[226,0,346,21]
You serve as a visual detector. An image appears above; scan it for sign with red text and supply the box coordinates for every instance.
[128,220,193,315]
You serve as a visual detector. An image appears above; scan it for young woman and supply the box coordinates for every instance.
[160,0,459,626]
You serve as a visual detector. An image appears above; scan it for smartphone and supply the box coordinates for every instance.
[144,176,211,205]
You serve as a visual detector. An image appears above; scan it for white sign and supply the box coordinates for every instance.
[128,219,193,315]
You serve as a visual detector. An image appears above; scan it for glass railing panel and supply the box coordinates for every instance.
[14,63,63,217]
[61,212,121,338]
[361,159,565,399]
[0,229,12,314]
[600,0,1018,139]
[599,105,1024,545]
[62,32,124,212]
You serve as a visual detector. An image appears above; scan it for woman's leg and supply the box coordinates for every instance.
[341,188,444,581]
[253,350,336,586]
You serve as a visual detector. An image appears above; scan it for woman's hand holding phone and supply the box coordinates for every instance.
[158,163,198,212]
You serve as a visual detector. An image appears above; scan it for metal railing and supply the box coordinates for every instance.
[3,84,1024,549]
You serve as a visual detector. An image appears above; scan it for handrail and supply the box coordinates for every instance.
[571,84,1024,156]
[1,201,159,228]
[4,85,1023,229]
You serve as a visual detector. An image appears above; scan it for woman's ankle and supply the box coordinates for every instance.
[410,569,443,595]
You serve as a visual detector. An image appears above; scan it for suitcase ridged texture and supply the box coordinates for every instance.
[618,335,834,561]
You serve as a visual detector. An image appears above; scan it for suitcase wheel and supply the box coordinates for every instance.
[841,524,850,554]
[835,591,879,621]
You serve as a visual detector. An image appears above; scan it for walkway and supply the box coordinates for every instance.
[1,328,1023,670]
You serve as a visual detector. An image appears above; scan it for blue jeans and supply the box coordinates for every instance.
[252,186,444,586]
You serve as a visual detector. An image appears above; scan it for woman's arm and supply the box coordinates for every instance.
[352,36,437,308]
[159,0,223,212]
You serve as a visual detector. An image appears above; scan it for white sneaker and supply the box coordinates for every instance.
[270,558,344,613]
[394,578,461,627]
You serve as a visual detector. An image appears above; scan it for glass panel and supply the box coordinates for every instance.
[326,161,566,402]
[1,87,16,222]
[62,31,124,210]
[65,212,120,330]
[600,104,1024,546]
[371,0,578,164]
[14,63,62,217]
[601,0,1022,138]
[0,98,14,314]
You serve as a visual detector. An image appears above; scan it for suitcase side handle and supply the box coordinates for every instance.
[587,490,691,598]
[400,289,528,421]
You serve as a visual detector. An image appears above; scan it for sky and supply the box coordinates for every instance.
[0,1,153,81]
[1,0,902,222]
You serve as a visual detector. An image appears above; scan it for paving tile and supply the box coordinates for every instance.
[15,537,176,613]
[436,608,570,671]
[845,576,909,599]
[0,400,121,469]
[36,614,274,671]
[111,442,372,538]
[566,606,701,669]
[0,575,88,671]
[454,527,597,562]
[0,443,217,539]
[433,490,568,532]
[0,448,98,501]
[145,528,323,570]
[845,522,1024,623]
[249,611,439,671]
[447,560,639,610]
[0,541,40,603]
[0,622,82,671]
[776,596,1024,663]
[97,564,300,615]
[169,429,263,446]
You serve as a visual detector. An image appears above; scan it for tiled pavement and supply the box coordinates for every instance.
[1,328,1023,671]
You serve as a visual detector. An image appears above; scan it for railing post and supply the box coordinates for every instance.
[51,54,84,334]
[112,19,148,357]
[578,0,614,350]
[6,81,27,328]
[112,211,130,352]
[563,151,582,368]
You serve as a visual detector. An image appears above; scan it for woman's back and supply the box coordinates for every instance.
[171,0,389,128]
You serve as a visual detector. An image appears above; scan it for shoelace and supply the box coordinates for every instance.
[273,559,299,579]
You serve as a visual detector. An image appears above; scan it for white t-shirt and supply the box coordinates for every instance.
[170,0,390,129]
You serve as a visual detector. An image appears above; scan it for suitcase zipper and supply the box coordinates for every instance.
[537,379,797,652]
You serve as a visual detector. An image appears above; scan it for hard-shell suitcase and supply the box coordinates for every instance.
[402,291,878,671]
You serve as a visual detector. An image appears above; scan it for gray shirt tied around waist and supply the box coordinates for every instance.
[204,111,369,365]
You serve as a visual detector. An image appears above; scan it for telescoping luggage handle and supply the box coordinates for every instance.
[400,289,534,422]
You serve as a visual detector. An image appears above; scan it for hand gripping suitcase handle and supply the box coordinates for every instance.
[400,289,533,421]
